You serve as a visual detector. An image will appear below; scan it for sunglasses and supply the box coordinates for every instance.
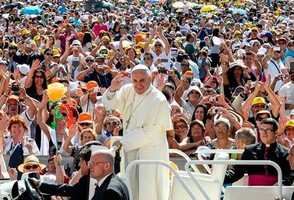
[154,44,162,47]
[79,122,91,126]
[35,75,44,78]
[106,121,119,126]
[61,113,67,117]
[86,59,94,63]
[24,164,39,170]
[46,53,53,56]
[275,51,281,54]
[279,43,286,45]
[289,72,294,75]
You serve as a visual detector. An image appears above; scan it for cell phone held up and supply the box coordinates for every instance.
[157,67,167,74]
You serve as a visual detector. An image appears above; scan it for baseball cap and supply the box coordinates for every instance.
[252,97,266,106]
[78,112,93,123]
[86,81,99,90]
[18,64,30,75]
[214,117,231,129]
[8,95,19,102]
[285,120,294,128]
[72,40,81,46]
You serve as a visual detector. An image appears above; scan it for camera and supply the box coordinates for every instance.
[106,109,113,115]
[157,67,167,74]
[11,84,20,95]
[209,96,216,103]
[93,88,100,93]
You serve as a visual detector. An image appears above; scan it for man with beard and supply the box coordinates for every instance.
[279,65,294,116]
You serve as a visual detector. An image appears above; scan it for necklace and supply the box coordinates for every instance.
[125,87,153,130]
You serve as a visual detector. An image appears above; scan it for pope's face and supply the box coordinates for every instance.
[131,70,151,95]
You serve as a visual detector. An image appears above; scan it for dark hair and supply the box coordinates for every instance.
[82,32,92,46]
[31,69,48,90]
[44,48,52,55]
[260,118,279,131]
[79,147,92,163]
[143,52,153,59]
[191,104,208,123]
[187,120,205,142]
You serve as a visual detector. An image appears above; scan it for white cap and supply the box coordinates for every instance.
[257,48,267,56]
[72,40,81,46]
[18,64,30,75]
[214,117,231,129]
[131,64,149,73]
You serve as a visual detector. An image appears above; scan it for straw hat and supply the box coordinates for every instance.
[18,155,46,172]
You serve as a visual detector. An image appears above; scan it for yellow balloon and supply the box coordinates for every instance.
[47,82,67,103]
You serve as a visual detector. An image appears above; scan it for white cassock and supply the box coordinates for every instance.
[102,83,173,200]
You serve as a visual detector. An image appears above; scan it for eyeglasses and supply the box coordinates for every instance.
[24,164,39,170]
[46,53,53,56]
[144,57,151,60]
[79,122,91,126]
[154,44,162,47]
[106,121,119,126]
[88,161,108,167]
[174,124,187,129]
[86,59,94,63]
[259,128,274,134]
[96,59,105,63]
[279,43,286,45]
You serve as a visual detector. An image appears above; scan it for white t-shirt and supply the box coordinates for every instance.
[149,50,172,69]
[264,59,285,92]
[279,81,294,115]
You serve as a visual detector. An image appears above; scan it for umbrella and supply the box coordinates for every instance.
[184,2,198,9]
[94,1,115,11]
[112,41,133,50]
[41,2,53,8]
[172,1,184,8]
[2,2,25,10]
[22,6,42,15]
[200,5,218,13]
[230,8,247,16]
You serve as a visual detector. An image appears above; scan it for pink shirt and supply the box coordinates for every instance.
[92,23,108,36]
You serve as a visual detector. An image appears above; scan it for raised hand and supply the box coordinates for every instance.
[109,73,124,92]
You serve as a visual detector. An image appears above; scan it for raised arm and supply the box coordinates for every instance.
[62,125,76,155]
[25,59,41,88]
[263,75,281,118]
[241,82,260,120]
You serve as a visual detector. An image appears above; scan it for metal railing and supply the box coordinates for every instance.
[125,159,283,200]
[184,160,283,200]
[125,160,197,200]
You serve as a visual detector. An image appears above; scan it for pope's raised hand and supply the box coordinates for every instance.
[109,73,124,92]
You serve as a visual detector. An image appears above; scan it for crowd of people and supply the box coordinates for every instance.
[0,0,294,199]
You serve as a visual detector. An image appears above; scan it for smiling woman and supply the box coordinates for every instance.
[0,115,40,157]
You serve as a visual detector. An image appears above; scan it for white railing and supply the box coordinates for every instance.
[184,160,283,200]
[125,160,197,200]
[125,159,283,200]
